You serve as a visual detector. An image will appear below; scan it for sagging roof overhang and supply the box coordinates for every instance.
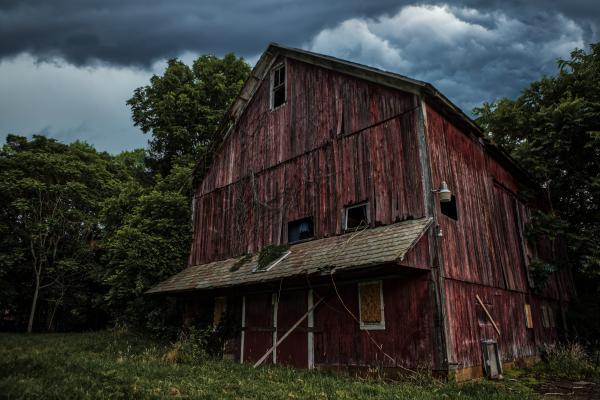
[147,217,432,294]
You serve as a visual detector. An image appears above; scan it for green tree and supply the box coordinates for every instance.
[100,161,193,335]
[474,44,600,282]
[127,54,250,176]
[0,135,127,332]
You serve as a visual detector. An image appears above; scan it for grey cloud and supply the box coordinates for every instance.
[0,0,404,66]
[0,1,597,67]
[0,1,598,154]
[308,5,589,113]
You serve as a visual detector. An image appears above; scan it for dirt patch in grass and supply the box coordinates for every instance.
[532,380,599,399]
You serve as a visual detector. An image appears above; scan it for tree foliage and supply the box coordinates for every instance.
[0,52,248,334]
[100,162,193,335]
[127,54,250,176]
[474,43,600,283]
[0,135,127,331]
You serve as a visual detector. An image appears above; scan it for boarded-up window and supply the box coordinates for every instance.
[548,307,556,328]
[524,304,533,329]
[358,281,385,330]
[541,305,550,328]
[213,297,227,328]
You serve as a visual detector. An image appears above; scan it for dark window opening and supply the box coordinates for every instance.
[271,64,286,109]
[476,302,493,326]
[345,202,369,230]
[441,195,458,220]
[288,217,314,243]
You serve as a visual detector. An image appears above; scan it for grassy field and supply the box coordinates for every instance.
[0,331,564,399]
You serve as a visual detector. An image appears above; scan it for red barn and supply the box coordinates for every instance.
[149,43,574,380]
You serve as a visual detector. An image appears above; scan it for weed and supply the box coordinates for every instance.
[535,342,599,380]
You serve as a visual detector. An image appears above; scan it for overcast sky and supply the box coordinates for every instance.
[0,1,598,153]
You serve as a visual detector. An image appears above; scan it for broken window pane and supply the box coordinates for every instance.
[441,194,458,220]
[271,64,286,108]
[345,203,369,230]
[288,217,314,243]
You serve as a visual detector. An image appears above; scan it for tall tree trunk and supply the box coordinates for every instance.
[27,273,40,333]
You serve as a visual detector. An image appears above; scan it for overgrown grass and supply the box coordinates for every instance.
[0,331,535,399]
[530,342,600,381]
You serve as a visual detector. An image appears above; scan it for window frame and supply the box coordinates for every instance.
[440,194,458,220]
[344,202,370,231]
[270,62,287,110]
[358,280,386,330]
[287,216,315,244]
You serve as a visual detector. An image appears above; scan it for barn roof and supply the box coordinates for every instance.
[147,217,432,294]
[204,42,535,187]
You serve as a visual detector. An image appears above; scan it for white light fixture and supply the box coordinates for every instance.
[433,181,452,203]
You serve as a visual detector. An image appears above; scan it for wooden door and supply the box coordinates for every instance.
[276,290,308,368]
[242,293,274,364]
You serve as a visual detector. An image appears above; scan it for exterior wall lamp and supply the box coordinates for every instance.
[432,181,452,203]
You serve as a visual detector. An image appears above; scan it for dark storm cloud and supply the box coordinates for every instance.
[307,4,593,112]
[0,1,598,153]
[1,0,597,67]
[0,0,403,66]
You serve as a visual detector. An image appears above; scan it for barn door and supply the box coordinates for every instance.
[276,289,308,368]
[241,290,310,368]
[242,293,274,364]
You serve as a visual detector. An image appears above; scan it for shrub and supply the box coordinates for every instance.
[164,327,210,364]
[538,342,598,380]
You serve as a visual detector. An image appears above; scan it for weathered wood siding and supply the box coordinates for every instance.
[313,274,434,368]
[190,58,426,265]
[424,103,569,368]
[239,273,434,370]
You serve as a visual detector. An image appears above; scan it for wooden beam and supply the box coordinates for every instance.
[475,294,501,336]
[253,298,323,368]
[240,296,246,363]
[307,289,314,370]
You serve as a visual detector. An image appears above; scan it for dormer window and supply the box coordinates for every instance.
[270,63,286,109]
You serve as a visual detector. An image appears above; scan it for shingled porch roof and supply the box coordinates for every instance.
[147,217,432,294]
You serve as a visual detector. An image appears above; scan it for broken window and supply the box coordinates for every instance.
[476,301,493,326]
[524,304,533,329]
[441,194,458,220]
[270,63,286,109]
[213,297,227,329]
[344,202,369,230]
[358,281,385,330]
[287,217,314,243]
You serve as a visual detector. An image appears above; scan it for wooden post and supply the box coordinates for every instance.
[307,289,314,369]
[240,296,246,363]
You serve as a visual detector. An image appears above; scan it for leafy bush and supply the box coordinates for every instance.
[164,327,211,364]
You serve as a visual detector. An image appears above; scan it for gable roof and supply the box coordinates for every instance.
[148,217,432,294]
[207,42,535,187]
